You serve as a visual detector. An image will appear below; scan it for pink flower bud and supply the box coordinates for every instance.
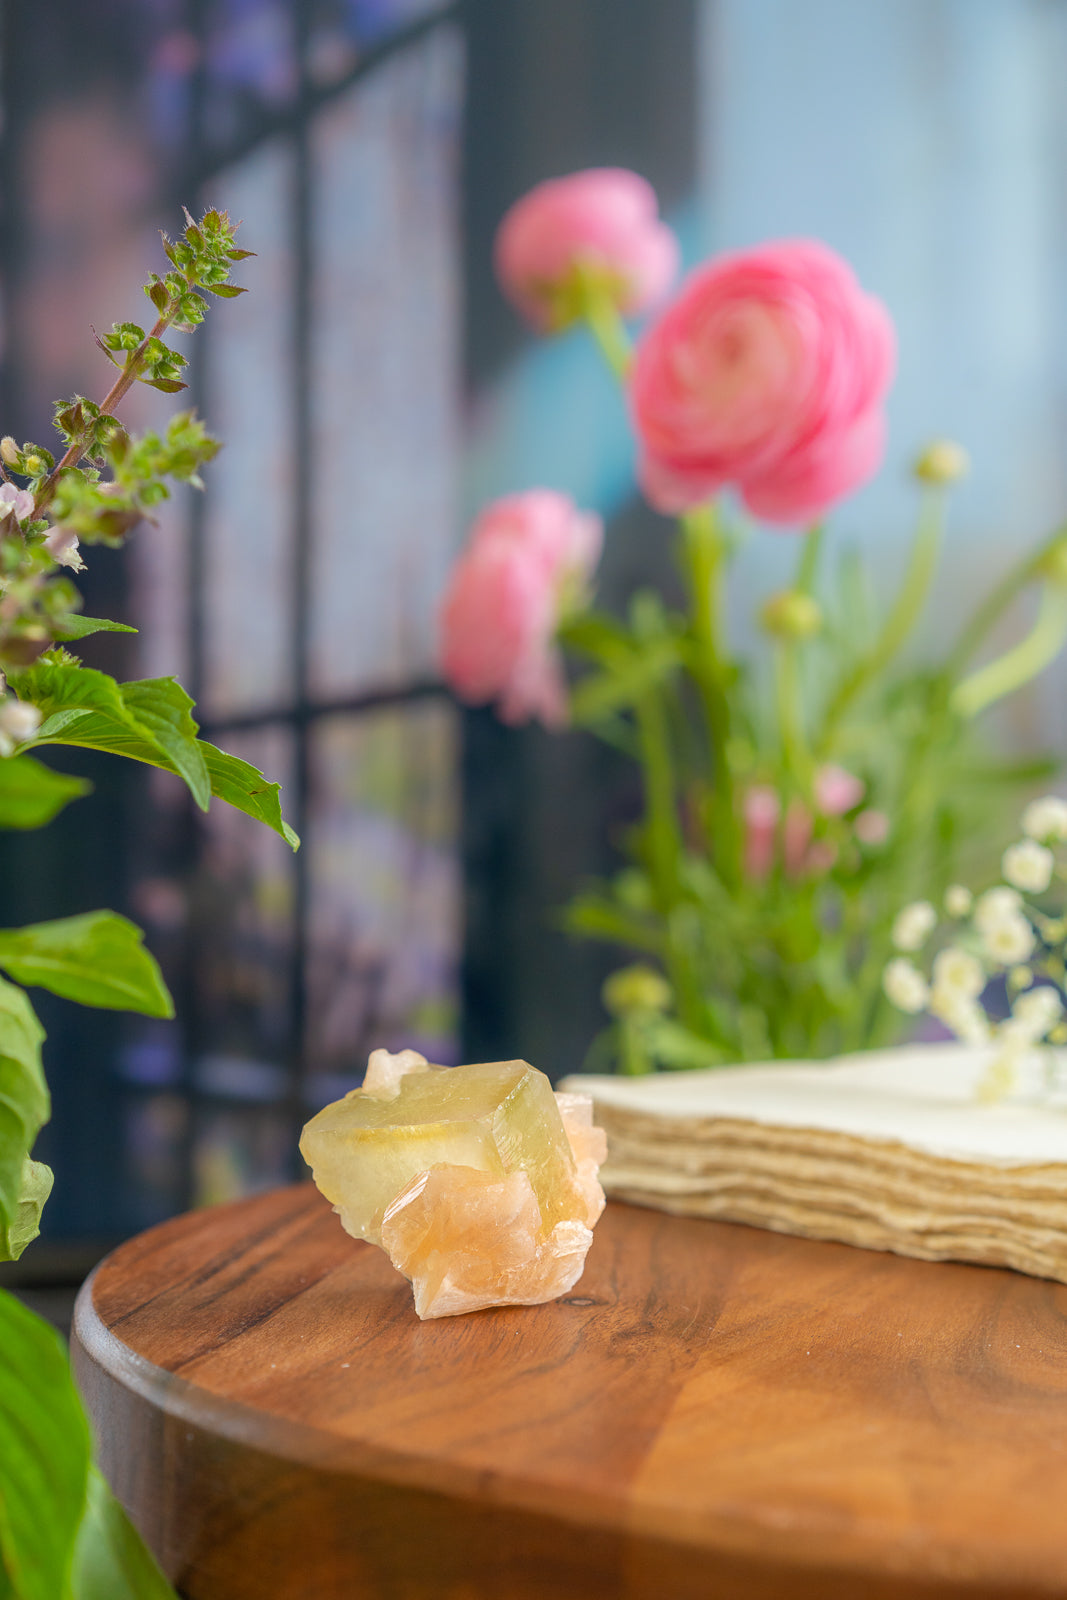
[814,763,865,816]
[494,169,679,330]
[783,798,813,878]
[742,785,780,881]
[631,239,895,525]
[854,808,889,846]
[439,491,602,728]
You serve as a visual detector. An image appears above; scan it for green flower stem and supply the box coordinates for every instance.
[581,296,632,380]
[774,639,811,788]
[34,303,181,519]
[951,583,1067,719]
[633,689,704,1031]
[818,485,945,753]
[945,521,1067,677]
[795,523,824,594]
[570,262,634,381]
[680,503,740,886]
[634,688,681,907]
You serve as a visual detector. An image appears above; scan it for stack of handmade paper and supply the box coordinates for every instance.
[562,1044,1067,1284]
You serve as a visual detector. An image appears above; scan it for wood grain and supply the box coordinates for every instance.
[72,1185,1067,1599]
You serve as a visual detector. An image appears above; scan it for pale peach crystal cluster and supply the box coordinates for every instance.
[299,1049,606,1319]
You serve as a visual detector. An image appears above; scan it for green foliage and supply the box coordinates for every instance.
[0,912,173,1018]
[71,1471,175,1600]
[50,616,137,643]
[0,1291,91,1600]
[203,743,301,850]
[0,1159,53,1262]
[0,756,90,829]
[0,207,263,1600]
[19,655,210,808]
[15,653,299,845]
[0,979,47,1243]
[0,1292,175,1600]
[561,501,1064,1069]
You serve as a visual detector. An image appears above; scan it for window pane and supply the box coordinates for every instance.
[201,140,296,717]
[305,700,460,1098]
[309,27,463,697]
[186,726,298,1069]
[192,1105,293,1206]
[307,0,455,88]
[202,0,298,153]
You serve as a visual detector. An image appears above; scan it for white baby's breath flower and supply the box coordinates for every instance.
[930,946,985,1000]
[891,900,937,953]
[929,987,991,1046]
[973,886,1023,933]
[980,913,1035,967]
[882,958,929,1014]
[944,884,973,918]
[0,698,40,742]
[1011,984,1062,1035]
[1021,794,1067,843]
[1002,839,1054,894]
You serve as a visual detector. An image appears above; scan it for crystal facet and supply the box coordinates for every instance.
[300,1050,606,1318]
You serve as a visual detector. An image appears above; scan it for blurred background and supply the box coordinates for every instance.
[1,0,1067,1291]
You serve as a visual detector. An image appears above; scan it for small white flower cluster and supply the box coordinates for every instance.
[882,795,1067,1099]
[0,693,40,756]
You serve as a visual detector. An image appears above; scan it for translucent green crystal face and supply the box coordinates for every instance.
[299,1059,582,1242]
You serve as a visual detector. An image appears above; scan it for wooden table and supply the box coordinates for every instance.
[72,1185,1067,1600]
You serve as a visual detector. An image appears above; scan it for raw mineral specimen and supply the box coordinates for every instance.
[300,1050,606,1319]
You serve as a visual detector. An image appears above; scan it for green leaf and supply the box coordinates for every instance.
[643,1018,727,1071]
[71,1470,176,1600]
[562,893,663,956]
[34,709,94,739]
[0,756,91,829]
[0,1158,53,1262]
[120,680,209,810]
[0,1290,90,1600]
[0,912,173,1018]
[0,979,48,1235]
[569,640,680,724]
[202,743,300,850]
[17,658,297,845]
[19,660,210,812]
[205,283,247,298]
[50,616,138,643]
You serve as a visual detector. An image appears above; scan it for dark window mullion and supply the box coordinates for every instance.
[286,7,314,1164]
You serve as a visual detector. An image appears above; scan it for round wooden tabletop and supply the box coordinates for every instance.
[72,1184,1067,1600]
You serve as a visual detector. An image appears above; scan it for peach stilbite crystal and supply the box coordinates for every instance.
[299,1050,607,1319]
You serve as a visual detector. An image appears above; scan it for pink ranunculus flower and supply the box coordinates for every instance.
[813,763,865,817]
[439,490,602,728]
[494,169,679,331]
[631,239,895,525]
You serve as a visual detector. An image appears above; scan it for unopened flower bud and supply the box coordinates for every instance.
[913,440,970,486]
[602,963,672,1018]
[0,437,18,466]
[1038,537,1067,589]
[22,454,43,476]
[759,589,822,641]
[0,697,40,742]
